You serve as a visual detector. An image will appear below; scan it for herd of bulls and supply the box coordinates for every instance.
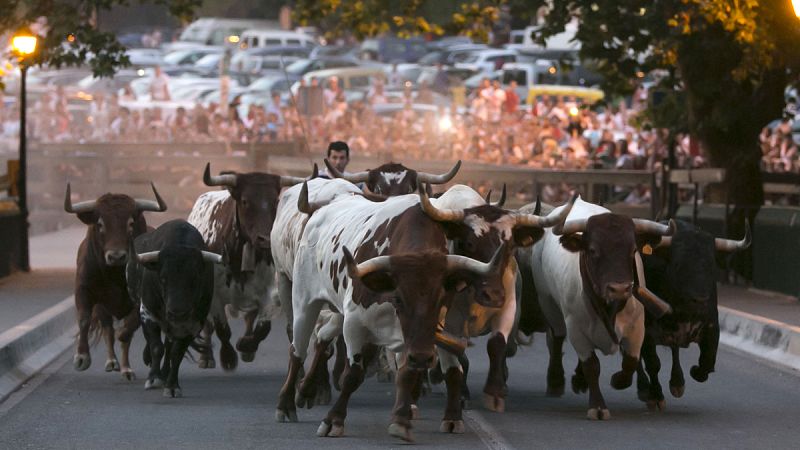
[63,159,751,442]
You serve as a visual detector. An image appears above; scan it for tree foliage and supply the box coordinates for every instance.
[2,0,201,77]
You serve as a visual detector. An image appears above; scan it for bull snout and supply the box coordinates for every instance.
[407,352,435,370]
[605,282,633,301]
[104,250,128,266]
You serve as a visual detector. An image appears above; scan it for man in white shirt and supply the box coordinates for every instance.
[150,66,171,101]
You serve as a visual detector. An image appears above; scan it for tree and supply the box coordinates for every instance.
[1,0,201,77]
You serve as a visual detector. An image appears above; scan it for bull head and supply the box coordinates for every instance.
[324,159,462,196]
[484,184,507,207]
[64,183,167,266]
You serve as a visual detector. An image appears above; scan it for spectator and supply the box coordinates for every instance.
[504,80,519,116]
[150,66,171,101]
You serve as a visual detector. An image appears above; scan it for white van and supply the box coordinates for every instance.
[240,30,316,49]
[171,18,278,49]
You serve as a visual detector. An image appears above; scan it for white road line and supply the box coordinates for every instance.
[464,409,515,450]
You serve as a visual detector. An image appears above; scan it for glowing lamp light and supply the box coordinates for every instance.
[11,33,38,57]
[438,115,453,132]
[568,106,579,117]
[548,66,557,75]
[794,0,800,18]
[227,35,240,44]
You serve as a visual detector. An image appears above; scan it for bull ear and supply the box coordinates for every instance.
[559,233,583,253]
[360,271,396,293]
[77,211,99,226]
[512,226,545,248]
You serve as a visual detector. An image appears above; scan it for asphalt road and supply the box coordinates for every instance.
[0,315,798,450]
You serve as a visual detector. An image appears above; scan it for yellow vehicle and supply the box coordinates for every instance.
[526,84,605,105]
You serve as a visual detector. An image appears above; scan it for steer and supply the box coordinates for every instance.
[187,163,313,370]
[324,159,461,196]
[276,186,504,442]
[126,220,222,397]
[65,183,167,380]
[530,197,674,420]
[417,184,574,431]
[636,219,751,410]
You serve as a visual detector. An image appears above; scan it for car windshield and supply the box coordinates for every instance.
[163,51,192,65]
[461,54,480,63]
[195,54,222,69]
[179,25,207,43]
[249,77,282,91]
[286,59,312,75]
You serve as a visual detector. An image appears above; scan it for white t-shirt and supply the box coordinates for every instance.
[150,73,170,101]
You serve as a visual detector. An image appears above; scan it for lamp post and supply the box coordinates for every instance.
[11,29,38,272]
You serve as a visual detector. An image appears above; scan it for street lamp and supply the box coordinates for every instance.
[11,28,38,272]
[793,0,800,18]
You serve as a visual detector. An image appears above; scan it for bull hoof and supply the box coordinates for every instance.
[121,368,136,381]
[690,365,709,382]
[670,384,685,398]
[144,378,163,390]
[546,383,565,397]
[240,352,255,363]
[295,390,315,410]
[411,404,419,420]
[236,337,259,355]
[483,393,505,413]
[163,387,182,398]
[387,422,413,442]
[275,408,298,423]
[439,420,465,434]
[646,399,666,411]
[73,353,91,371]
[587,408,611,420]
[104,359,120,372]
[571,374,588,394]
[610,371,633,390]
[637,388,650,403]
[220,344,238,371]
[317,420,344,438]
[198,358,216,369]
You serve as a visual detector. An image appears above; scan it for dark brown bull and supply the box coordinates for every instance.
[324,159,461,196]
[187,163,314,370]
[65,183,167,379]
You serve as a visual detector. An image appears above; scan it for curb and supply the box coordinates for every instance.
[0,296,76,403]
[718,305,800,372]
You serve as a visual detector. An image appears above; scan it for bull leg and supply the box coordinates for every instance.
[317,344,379,438]
[610,351,639,390]
[163,336,192,398]
[636,360,651,402]
[571,360,587,394]
[458,352,472,409]
[214,316,238,371]
[160,338,173,381]
[641,338,665,410]
[332,337,346,391]
[483,332,508,412]
[582,352,609,420]
[438,349,465,434]
[691,322,719,383]
[198,321,216,369]
[304,311,343,406]
[237,310,271,363]
[99,309,120,372]
[296,338,334,409]
[277,273,293,342]
[117,307,140,380]
[669,346,686,398]
[142,319,165,390]
[73,291,93,371]
[387,363,423,442]
[546,329,566,397]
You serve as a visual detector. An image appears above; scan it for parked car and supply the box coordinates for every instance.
[230,46,312,75]
[247,75,292,94]
[163,47,223,66]
[455,49,518,73]
[309,45,359,59]
[168,17,278,50]
[359,37,429,63]
[294,66,386,94]
[126,48,164,67]
[284,57,360,81]
[418,44,489,66]
[240,29,316,49]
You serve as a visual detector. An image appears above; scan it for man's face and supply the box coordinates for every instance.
[328,149,349,173]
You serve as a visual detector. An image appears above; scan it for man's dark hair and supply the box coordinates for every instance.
[327,141,350,158]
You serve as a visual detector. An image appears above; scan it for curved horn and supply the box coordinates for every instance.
[715,219,752,252]
[134,250,160,264]
[324,158,370,183]
[280,163,319,187]
[446,242,507,276]
[342,246,392,279]
[484,189,492,205]
[533,196,541,215]
[64,183,97,214]
[418,181,464,222]
[514,192,577,229]
[417,160,462,184]
[493,184,507,207]
[203,162,237,187]
[201,251,223,264]
[633,218,676,236]
[297,181,319,215]
[634,285,673,318]
[134,183,168,212]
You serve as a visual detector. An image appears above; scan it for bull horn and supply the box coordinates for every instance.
[297,181,321,215]
[656,236,672,248]
[485,184,507,207]
[418,181,464,222]
[417,160,461,184]
[280,163,318,187]
[202,251,223,264]
[633,218,676,236]
[203,162,237,187]
[446,242,507,276]
[134,182,168,212]
[715,219,752,252]
[134,250,160,264]
[324,158,370,183]
[64,183,97,214]
[342,246,392,279]
[513,192,577,228]
[634,285,673,318]
[533,196,541,215]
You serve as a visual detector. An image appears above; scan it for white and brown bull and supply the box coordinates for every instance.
[187,163,314,370]
[530,197,674,420]
[65,183,167,380]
